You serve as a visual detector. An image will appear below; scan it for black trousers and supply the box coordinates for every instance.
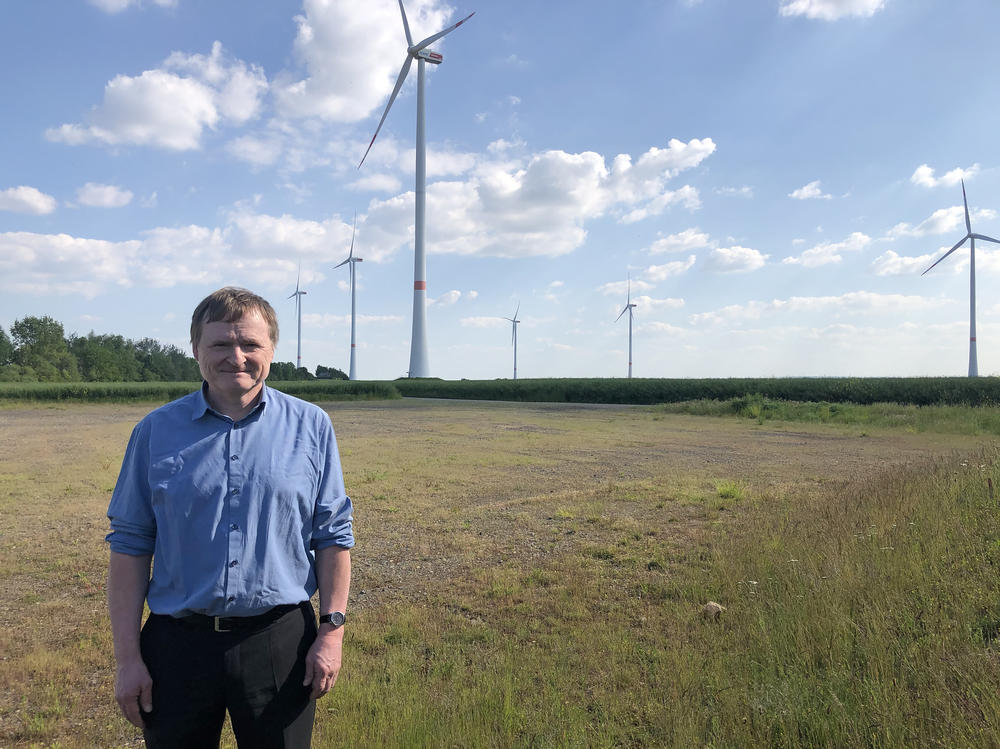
[139,602,317,749]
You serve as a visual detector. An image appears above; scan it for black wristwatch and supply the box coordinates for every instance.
[319,611,346,628]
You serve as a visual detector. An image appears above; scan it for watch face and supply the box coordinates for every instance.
[323,611,346,627]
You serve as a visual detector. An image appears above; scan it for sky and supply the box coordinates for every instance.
[3,0,1000,380]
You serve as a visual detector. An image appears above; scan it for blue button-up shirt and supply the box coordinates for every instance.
[106,384,354,617]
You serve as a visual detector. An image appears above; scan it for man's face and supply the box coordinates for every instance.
[193,312,275,402]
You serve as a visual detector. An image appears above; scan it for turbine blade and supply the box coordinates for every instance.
[350,212,357,259]
[514,302,519,320]
[397,0,413,47]
[963,179,972,234]
[922,236,970,276]
[411,11,475,52]
[358,56,413,168]
[971,233,1000,245]
[616,306,627,322]
[334,258,350,269]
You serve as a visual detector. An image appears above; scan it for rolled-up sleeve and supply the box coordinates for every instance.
[106,418,157,556]
[311,419,354,551]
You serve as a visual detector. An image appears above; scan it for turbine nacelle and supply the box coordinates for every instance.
[414,49,443,64]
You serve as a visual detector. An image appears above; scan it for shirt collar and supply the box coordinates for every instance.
[190,381,270,422]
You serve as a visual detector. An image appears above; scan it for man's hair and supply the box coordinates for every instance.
[190,287,279,348]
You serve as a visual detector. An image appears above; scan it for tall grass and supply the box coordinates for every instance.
[691,447,1000,745]
[659,394,1000,435]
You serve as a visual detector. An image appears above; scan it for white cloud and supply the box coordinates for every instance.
[76,183,134,208]
[789,180,832,200]
[706,246,768,273]
[779,0,885,21]
[226,207,351,259]
[782,231,871,267]
[461,316,506,328]
[911,163,980,189]
[647,228,710,254]
[430,290,462,306]
[598,279,655,296]
[88,0,176,13]
[227,136,284,167]
[360,138,715,261]
[275,0,457,122]
[715,185,754,198]
[887,206,997,239]
[350,173,403,193]
[632,295,685,311]
[691,291,946,326]
[871,250,941,277]
[46,42,267,151]
[0,186,57,215]
[643,255,697,281]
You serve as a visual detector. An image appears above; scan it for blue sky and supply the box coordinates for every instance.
[3,0,1000,379]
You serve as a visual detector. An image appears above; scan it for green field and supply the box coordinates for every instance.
[2,399,999,747]
[6,375,1000,407]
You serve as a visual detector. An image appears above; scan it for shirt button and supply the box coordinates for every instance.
[231,488,239,495]
[230,560,238,567]
[228,596,235,602]
[231,455,239,461]
[230,523,239,531]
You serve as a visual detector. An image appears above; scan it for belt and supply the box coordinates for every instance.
[168,603,302,633]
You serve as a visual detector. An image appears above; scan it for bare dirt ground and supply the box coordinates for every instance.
[0,398,987,746]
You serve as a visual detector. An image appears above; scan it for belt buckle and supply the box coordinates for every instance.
[213,616,231,633]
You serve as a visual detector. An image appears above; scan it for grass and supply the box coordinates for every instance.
[658,393,1000,435]
[2,400,999,746]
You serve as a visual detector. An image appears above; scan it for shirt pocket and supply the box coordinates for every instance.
[149,454,185,505]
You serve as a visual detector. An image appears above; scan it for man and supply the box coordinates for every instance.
[106,287,353,748]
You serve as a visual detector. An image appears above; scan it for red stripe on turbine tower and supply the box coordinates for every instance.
[414,281,427,290]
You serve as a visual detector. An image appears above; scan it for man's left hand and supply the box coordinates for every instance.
[303,627,343,699]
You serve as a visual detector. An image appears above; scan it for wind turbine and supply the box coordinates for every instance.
[287,264,307,370]
[334,215,364,380]
[616,276,637,378]
[922,179,1000,377]
[503,303,520,380]
[359,1,475,378]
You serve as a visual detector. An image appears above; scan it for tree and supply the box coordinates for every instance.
[69,333,142,382]
[269,362,315,381]
[315,365,348,380]
[0,326,12,366]
[11,315,80,381]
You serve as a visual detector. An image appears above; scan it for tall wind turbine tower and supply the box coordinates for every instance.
[359,1,474,378]
[504,303,521,380]
[287,265,307,370]
[616,276,637,378]
[922,179,1000,377]
[334,215,363,380]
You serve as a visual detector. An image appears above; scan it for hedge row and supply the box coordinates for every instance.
[393,377,1000,407]
[0,380,400,403]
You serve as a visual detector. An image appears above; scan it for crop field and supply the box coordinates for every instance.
[2,398,1000,747]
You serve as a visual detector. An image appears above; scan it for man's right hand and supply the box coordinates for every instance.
[115,658,153,728]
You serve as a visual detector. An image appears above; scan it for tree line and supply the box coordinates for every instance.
[0,316,347,383]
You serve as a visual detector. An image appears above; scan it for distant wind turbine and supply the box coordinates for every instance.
[359,1,475,378]
[334,215,363,380]
[616,275,637,378]
[503,303,521,380]
[287,264,307,370]
[922,179,1000,377]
